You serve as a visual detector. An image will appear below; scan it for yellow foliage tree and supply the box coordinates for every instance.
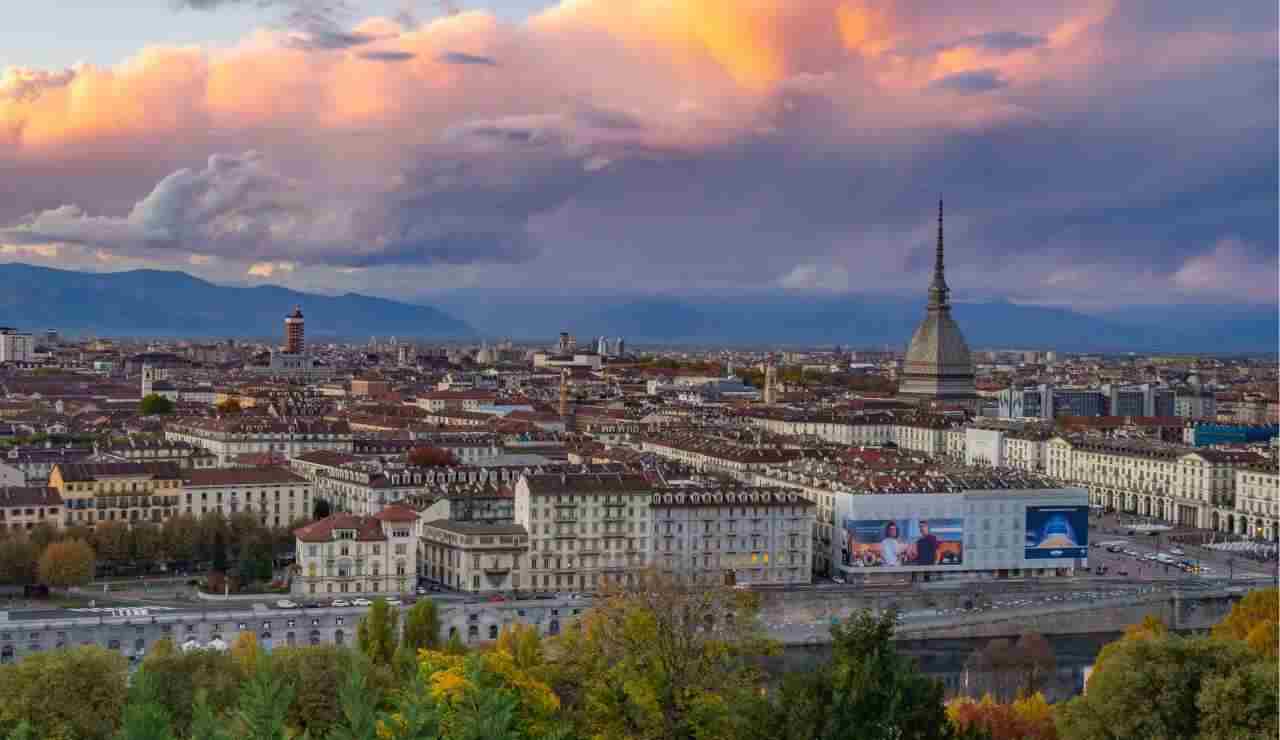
[1212,587,1278,659]
[230,630,259,675]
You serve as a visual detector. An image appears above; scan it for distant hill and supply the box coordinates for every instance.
[440,295,1279,353]
[0,264,474,339]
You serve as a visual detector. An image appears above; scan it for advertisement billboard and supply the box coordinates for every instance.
[840,517,964,568]
[1024,505,1089,559]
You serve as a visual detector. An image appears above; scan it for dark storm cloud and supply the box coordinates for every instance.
[929,69,1006,93]
[437,51,499,66]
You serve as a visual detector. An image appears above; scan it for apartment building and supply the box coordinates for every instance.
[1045,437,1264,531]
[638,434,802,475]
[419,520,530,592]
[165,418,353,465]
[181,467,313,528]
[49,462,184,527]
[514,472,661,591]
[1234,463,1279,541]
[292,505,419,597]
[91,439,218,470]
[0,487,64,532]
[649,487,815,586]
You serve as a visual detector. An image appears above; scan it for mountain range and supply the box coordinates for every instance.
[0,264,474,339]
[1,263,1274,353]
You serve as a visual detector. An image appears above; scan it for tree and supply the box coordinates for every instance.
[231,632,261,676]
[1056,634,1263,740]
[1211,587,1279,659]
[139,645,244,736]
[115,669,176,740]
[324,662,381,740]
[408,446,458,467]
[129,522,164,565]
[0,537,39,585]
[91,521,131,568]
[38,539,95,589]
[402,599,442,653]
[357,598,400,667]
[216,398,242,414]
[1196,659,1280,739]
[415,648,567,739]
[229,658,293,740]
[544,569,777,740]
[139,394,175,415]
[948,693,1057,740]
[0,645,129,740]
[160,513,198,564]
[270,645,359,737]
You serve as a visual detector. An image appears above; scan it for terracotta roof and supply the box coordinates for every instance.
[293,513,386,542]
[0,487,63,508]
[373,504,419,522]
[522,472,658,496]
[185,467,309,487]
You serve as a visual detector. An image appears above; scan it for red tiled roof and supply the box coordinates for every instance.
[293,513,385,542]
[373,504,418,522]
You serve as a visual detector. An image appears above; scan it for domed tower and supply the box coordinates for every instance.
[284,306,305,354]
[898,201,977,408]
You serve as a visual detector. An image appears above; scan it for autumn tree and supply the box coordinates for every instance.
[0,645,129,740]
[90,521,131,568]
[1211,587,1278,659]
[0,537,39,585]
[159,513,198,564]
[408,446,458,467]
[948,693,1057,740]
[139,394,175,415]
[216,398,242,414]
[402,598,442,653]
[139,645,244,735]
[38,539,95,589]
[270,645,357,737]
[544,569,777,740]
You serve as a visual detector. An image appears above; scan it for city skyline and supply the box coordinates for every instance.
[0,1,1275,311]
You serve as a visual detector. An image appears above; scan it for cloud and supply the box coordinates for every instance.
[358,50,416,62]
[779,264,852,293]
[0,67,77,102]
[0,0,1273,308]
[1172,238,1279,302]
[930,69,1006,93]
[247,260,296,276]
[436,51,497,66]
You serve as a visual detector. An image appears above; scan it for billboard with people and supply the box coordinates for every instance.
[1024,505,1089,559]
[840,517,965,568]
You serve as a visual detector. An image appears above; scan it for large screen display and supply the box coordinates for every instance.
[840,517,964,568]
[1025,505,1089,559]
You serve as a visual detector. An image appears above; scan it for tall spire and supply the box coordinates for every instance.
[928,198,950,309]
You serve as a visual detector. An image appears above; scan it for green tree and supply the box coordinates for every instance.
[159,513,199,563]
[115,669,176,740]
[772,610,950,740]
[1056,634,1263,740]
[187,691,232,740]
[0,645,128,740]
[38,539,95,589]
[357,598,401,667]
[230,657,294,740]
[402,599,442,653]
[325,663,380,740]
[139,394,175,415]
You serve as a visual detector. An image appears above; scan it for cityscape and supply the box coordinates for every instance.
[0,1,1277,739]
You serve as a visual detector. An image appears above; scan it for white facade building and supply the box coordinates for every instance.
[293,505,419,597]
[182,467,313,528]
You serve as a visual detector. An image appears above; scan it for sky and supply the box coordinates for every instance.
[1,0,1276,312]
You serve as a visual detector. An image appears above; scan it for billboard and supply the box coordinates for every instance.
[840,517,964,568]
[1025,505,1089,559]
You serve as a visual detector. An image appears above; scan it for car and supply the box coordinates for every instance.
[416,587,428,595]
[1169,547,1185,556]
[274,599,299,609]
[331,599,352,608]
[487,594,506,603]
[832,576,846,584]
[352,598,372,607]
[303,601,323,609]
[384,598,402,607]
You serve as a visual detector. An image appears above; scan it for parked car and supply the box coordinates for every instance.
[384,598,402,607]
[1169,547,1185,556]
[331,599,352,608]
[275,599,299,609]
[352,598,373,607]
[416,587,428,595]
[487,594,506,603]
[303,601,323,609]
